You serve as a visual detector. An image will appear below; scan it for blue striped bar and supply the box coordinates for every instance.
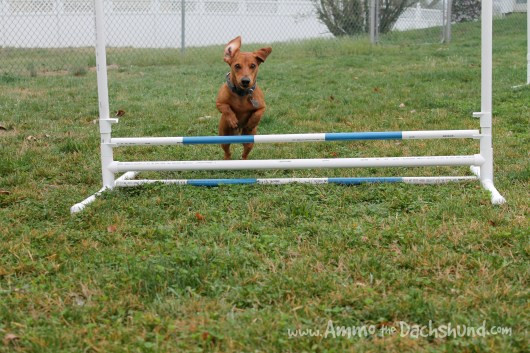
[328,177,402,184]
[181,132,404,145]
[183,135,254,144]
[325,132,402,141]
[186,177,403,186]
[187,178,257,186]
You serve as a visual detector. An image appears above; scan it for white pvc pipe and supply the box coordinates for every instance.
[110,130,479,147]
[109,155,484,172]
[111,137,184,146]
[94,0,115,189]
[256,178,328,185]
[470,166,505,205]
[115,178,331,186]
[70,187,107,214]
[114,176,477,187]
[70,172,138,213]
[480,0,493,181]
[255,133,326,143]
[527,1,529,84]
[401,130,479,139]
[477,0,506,205]
[402,176,477,184]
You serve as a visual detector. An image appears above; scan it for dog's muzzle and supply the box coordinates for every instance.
[240,77,251,88]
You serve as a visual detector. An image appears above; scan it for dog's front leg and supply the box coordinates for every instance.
[241,108,266,160]
[217,103,239,160]
[245,107,265,131]
[217,103,238,129]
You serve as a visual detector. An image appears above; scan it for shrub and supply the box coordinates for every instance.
[452,0,481,23]
[313,0,412,36]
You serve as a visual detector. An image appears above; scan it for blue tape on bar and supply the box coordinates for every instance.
[187,178,257,186]
[328,177,402,184]
[325,132,402,141]
[183,135,255,144]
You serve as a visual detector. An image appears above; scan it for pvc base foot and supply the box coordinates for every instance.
[70,172,138,214]
[70,187,106,214]
[470,166,506,205]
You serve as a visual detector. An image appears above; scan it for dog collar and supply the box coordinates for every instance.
[226,72,256,97]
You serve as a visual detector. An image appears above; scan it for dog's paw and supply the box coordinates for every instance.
[245,123,258,131]
[227,118,239,129]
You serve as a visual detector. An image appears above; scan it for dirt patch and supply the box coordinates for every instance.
[0,126,18,137]
[37,65,118,76]
[39,70,70,77]
[5,87,45,98]
[88,64,119,72]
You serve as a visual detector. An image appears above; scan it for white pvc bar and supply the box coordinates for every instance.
[112,137,184,146]
[256,133,325,143]
[115,176,477,187]
[110,130,479,146]
[402,176,478,184]
[401,130,478,139]
[116,178,329,186]
[109,155,484,173]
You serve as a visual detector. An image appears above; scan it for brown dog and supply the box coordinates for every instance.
[216,36,272,160]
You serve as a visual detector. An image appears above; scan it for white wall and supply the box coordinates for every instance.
[393,3,443,31]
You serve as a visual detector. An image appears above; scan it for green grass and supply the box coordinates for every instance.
[0,17,529,352]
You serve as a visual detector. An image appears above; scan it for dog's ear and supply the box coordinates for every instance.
[224,36,242,65]
[254,47,272,64]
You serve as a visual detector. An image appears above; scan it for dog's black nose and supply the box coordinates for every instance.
[241,77,251,87]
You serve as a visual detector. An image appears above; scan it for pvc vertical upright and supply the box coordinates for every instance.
[471,0,505,204]
[94,0,115,189]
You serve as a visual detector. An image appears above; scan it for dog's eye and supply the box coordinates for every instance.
[234,64,241,70]
[250,64,256,69]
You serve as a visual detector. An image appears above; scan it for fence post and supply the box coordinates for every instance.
[527,0,529,84]
[55,0,62,47]
[369,0,379,44]
[369,0,375,43]
[0,0,5,48]
[181,0,185,53]
[442,0,445,42]
[376,0,380,42]
[152,0,160,47]
[443,0,452,43]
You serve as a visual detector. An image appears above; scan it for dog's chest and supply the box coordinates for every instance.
[230,96,257,116]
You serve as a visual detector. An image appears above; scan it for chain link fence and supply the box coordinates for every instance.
[0,0,527,75]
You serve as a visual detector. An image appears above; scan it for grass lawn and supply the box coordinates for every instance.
[0,16,528,352]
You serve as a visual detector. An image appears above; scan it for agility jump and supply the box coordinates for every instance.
[71,0,506,213]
